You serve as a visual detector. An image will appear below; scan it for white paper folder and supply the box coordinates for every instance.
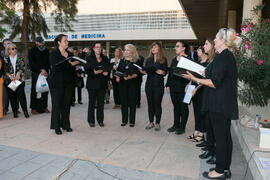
[176,56,206,78]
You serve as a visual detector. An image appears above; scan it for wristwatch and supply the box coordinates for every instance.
[196,79,200,85]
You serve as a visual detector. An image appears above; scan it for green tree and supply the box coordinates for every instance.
[0,0,78,59]
[0,0,15,39]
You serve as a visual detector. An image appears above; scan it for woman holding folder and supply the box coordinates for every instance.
[85,42,110,127]
[141,42,167,131]
[183,28,241,179]
[116,44,140,127]
[48,34,79,135]
[165,41,190,135]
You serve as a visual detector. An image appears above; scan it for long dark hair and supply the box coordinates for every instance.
[147,42,165,64]
[89,42,106,59]
[205,37,216,62]
[176,41,189,55]
[54,34,66,47]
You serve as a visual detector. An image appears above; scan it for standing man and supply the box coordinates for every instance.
[190,46,198,62]
[28,37,50,114]
[1,39,12,115]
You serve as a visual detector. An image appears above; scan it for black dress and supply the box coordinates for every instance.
[85,54,109,125]
[48,48,75,130]
[165,56,190,131]
[145,57,167,124]
[202,49,238,173]
[117,59,140,125]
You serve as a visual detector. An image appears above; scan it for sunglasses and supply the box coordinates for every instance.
[11,48,17,51]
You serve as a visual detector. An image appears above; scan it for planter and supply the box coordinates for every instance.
[259,127,270,149]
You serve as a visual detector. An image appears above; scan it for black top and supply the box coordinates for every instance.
[28,46,50,74]
[85,54,110,90]
[47,48,75,89]
[165,56,190,92]
[116,59,140,87]
[201,49,238,120]
[145,57,168,88]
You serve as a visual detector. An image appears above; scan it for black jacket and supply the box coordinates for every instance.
[28,46,50,74]
[47,48,75,89]
[165,56,190,92]
[145,57,168,88]
[85,54,109,90]
[201,49,238,120]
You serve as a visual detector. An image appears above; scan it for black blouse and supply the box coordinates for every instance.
[165,56,190,92]
[47,48,75,89]
[145,58,168,88]
[116,59,140,87]
[201,49,238,120]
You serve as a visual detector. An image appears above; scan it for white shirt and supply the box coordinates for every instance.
[9,55,17,76]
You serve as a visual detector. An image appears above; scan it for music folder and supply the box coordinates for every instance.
[174,56,206,78]
[114,71,126,77]
[56,56,87,66]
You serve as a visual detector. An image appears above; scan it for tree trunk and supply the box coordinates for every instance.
[21,0,30,78]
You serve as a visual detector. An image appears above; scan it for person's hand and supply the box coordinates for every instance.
[102,71,108,76]
[94,69,103,75]
[15,72,20,80]
[9,74,15,81]
[192,88,197,97]
[139,69,146,74]
[185,84,188,93]
[69,60,80,66]
[124,76,131,80]
[182,71,196,81]
[83,47,90,53]
[166,87,170,93]
[40,69,48,76]
[156,69,165,75]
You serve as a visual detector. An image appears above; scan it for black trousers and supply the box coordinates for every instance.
[87,88,105,124]
[30,73,48,110]
[120,84,138,124]
[170,91,189,130]
[205,113,216,154]
[50,85,72,130]
[192,89,205,132]
[208,112,232,173]
[72,86,82,103]
[3,85,9,113]
[112,78,120,105]
[6,81,28,114]
[137,79,142,106]
[145,86,164,124]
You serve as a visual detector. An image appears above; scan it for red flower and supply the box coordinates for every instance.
[264,120,268,123]
[257,59,263,66]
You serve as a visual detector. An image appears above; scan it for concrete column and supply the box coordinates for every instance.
[227,10,237,29]
[106,41,110,58]
[242,0,263,23]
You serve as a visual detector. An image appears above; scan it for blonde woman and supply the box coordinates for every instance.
[116,44,140,127]
[4,43,29,118]
[183,28,241,179]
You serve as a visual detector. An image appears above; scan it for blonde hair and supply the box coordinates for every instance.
[217,28,242,51]
[5,43,17,57]
[124,44,139,63]
[115,47,123,59]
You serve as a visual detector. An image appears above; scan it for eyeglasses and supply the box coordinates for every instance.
[11,48,17,51]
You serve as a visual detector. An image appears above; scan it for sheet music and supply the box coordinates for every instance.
[133,64,143,70]
[177,56,205,76]
[183,85,195,104]
[71,56,87,64]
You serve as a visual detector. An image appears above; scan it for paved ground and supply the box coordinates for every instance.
[0,80,252,180]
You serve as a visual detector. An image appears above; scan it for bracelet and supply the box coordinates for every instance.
[196,79,200,85]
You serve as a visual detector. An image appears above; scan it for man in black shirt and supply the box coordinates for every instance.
[28,37,50,114]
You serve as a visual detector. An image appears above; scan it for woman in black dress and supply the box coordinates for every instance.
[48,34,79,135]
[165,41,190,135]
[85,42,110,127]
[116,44,140,127]
[141,42,167,131]
[183,28,241,179]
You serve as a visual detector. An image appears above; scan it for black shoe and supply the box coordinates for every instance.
[137,104,140,108]
[196,141,207,147]
[121,123,127,126]
[64,128,73,132]
[78,101,83,104]
[89,123,95,127]
[13,112,18,118]
[55,129,62,135]
[99,123,104,127]
[199,150,212,159]
[129,124,135,127]
[202,171,226,179]
[209,168,231,179]
[167,126,177,132]
[106,100,109,104]
[201,147,208,151]
[24,111,30,118]
[206,155,216,164]
[175,128,185,135]
[71,102,75,107]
